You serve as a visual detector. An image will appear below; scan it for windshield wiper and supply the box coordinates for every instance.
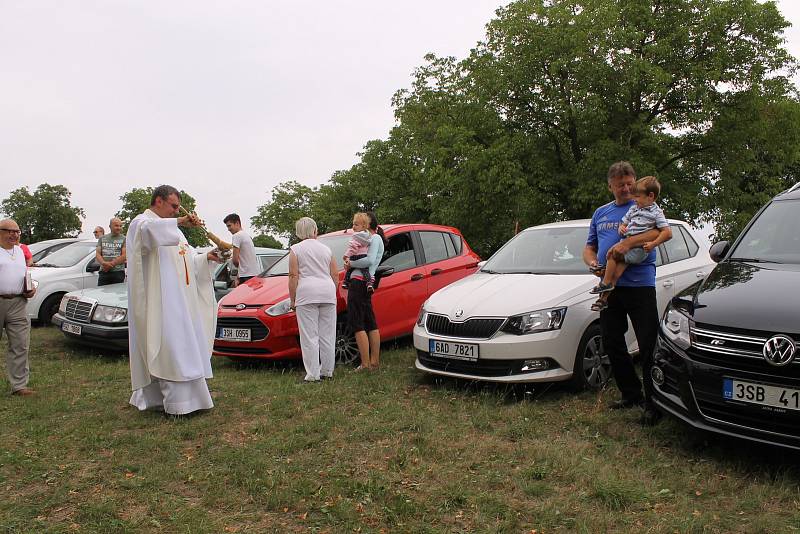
[728,257,782,264]
[265,273,289,277]
[480,268,500,274]
[35,263,58,268]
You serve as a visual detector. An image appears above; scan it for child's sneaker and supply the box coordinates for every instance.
[589,282,614,294]
[591,299,608,312]
[341,281,349,289]
[366,280,374,293]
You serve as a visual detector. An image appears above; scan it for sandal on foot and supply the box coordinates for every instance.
[590,283,614,294]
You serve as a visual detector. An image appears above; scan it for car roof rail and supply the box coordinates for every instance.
[787,181,800,194]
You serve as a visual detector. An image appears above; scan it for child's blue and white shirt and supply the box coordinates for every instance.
[621,203,668,236]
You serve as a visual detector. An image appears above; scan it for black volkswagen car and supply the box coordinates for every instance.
[652,182,800,449]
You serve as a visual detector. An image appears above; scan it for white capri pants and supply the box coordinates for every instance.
[295,302,336,381]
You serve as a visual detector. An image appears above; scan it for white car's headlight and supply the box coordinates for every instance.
[58,295,70,315]
[501,307,567,335]
[661,304,692,349]
[92,305,127,324]
[265,298,293,316]
[417,301,428,327]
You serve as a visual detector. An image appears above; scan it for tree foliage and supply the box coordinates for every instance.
[255,0,799,255]
[253,234,284,249]
[115,187,206,247]
[0,184,85,243]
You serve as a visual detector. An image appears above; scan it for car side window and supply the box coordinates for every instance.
[655,246,664,267]
[444,233,456,257]
[380,232,417,271]
[449,234,463,255]
[419,231,449,264]
[216,263,230,282]
[678,226,699,257]
[663,224,691,263]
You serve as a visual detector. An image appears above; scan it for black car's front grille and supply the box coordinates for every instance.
[425,314,504,339]
[215,317,269,341]
[214,345,272,355]
[64,299,94,323]
[688,325,800,378]
[417,350,554,377]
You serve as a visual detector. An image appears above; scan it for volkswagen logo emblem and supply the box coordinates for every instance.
[454,309,464,318]
[762,335,796,366]
[235,303,246,311]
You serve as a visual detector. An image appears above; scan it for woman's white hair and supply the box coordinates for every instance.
[295,217,318,240]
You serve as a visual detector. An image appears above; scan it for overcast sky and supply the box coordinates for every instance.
[1,1,799,242]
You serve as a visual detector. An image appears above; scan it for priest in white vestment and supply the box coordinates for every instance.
[126,185,221,415]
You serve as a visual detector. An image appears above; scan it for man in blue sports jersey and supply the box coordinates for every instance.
[583,161,663,426]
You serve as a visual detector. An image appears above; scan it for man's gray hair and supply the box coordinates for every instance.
[607,161,636,182]
[295,217,318,240]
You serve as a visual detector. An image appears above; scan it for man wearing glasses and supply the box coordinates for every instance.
[126,185,222,416]
[0,219,37,396]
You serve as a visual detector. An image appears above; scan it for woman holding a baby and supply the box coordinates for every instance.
[343,212,386,370]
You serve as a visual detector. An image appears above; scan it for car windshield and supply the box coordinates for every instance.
[482,225,589,274]
[259,235,353,276]
[36,242,96,268]
[729,199,800,264]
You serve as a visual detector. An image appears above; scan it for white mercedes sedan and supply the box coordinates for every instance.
[413,219,713,390]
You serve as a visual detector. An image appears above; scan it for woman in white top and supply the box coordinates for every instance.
[288,217,339,382]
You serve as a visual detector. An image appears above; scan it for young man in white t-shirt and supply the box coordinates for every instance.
[223,213,259,286]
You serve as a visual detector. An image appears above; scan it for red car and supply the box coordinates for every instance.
[213,223,481,363]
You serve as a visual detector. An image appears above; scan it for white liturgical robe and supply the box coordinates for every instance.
[126,209,217,414]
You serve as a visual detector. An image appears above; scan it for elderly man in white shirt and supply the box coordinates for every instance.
[0,219,37,396]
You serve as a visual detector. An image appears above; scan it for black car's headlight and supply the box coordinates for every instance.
[661,304,692,349]
[92,305,127,324]
[501,307,567,335]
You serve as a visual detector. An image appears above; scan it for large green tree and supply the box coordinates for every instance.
[1,184,85,243]
[257,0,799,256]
[115,187,206,247]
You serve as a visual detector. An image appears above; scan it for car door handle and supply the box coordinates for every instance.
[695,271,705,278]
[662,280,674,288]
[410,273,424,281]
[430,268,443,276]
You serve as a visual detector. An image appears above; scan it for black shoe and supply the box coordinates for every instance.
[609,398,644,410]
[640,406,663,426]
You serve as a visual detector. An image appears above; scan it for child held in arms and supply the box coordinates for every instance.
[341,212,376,292]
[590,175,671,311]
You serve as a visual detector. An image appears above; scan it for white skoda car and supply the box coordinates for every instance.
[413,219,713,390]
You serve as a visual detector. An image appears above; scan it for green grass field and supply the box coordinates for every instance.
[1,326,800,533]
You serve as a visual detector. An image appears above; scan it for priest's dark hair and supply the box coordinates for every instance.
[223,213,241,225]
[150,185,181,206]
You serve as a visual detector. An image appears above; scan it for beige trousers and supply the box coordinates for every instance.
[0,296,30,392]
